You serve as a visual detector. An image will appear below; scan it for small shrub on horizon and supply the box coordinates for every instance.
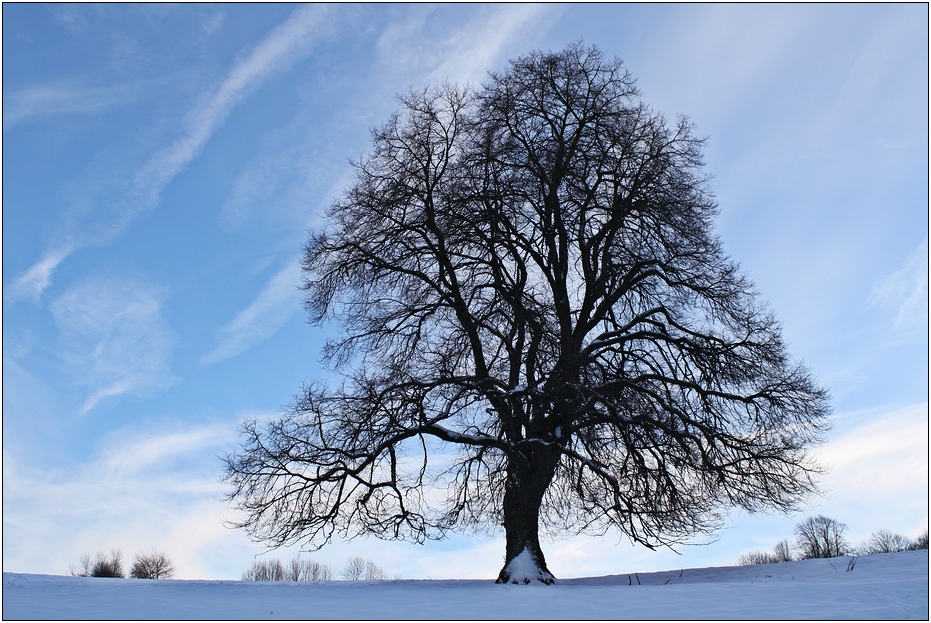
[736,539,794,566]
[908,529,929,551]
[69,553,93,577]
[736,550,775,566]
[94,549,125,577]
[861,529,913,555]
[130,550,176,579]
[69,549,125,578]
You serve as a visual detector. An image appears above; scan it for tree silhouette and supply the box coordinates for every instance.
[794,515,849,559]
[130,550,176,580]
[224,43,831,584]
[862,529,912,555]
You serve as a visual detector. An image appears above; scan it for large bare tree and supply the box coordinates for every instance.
[224,44,831,584]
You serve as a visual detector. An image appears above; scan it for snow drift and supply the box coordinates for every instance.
[3,550,927,620]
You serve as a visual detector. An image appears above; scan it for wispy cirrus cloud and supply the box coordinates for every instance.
[200,259,303,366]
[130,4,333,212]
[10,4,334,302]
[375,4,559,86]
[49,276,178,413]
[869,238,929,337]
[6,244,73,303]
[200,9,226,39]
[2,79,148,130]
[426,4,560,85]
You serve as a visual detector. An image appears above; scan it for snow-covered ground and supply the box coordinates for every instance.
[3,550,927,620]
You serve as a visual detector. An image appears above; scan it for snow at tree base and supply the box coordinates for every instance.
[500,547,555,585]
[4,551,927,619]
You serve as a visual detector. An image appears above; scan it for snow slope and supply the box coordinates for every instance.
[3,550,927,620]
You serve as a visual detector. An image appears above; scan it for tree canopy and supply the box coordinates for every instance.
[224,43,831,584]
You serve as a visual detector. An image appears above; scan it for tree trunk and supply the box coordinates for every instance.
[496,444,560,584]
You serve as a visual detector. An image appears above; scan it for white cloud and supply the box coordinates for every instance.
[427,4,559,86]
[49,276,178,413]
[200,259,303,366]
[100,426,230,477]
[374,5,438,73]
[53,4,89,32]
[869,238,929,336]
[5,245,73,303]
[375,4,559,87]
[2,80,148,130]
[2,420,247,580]
[201,10,226,38]
[819,403,929,497]
[802,402,929,544]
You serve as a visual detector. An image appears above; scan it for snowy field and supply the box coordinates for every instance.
[3,550,927,620]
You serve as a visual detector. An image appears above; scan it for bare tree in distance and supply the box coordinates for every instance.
[304,559,334,583]
[129,550,176,579]
[736,550,775,566]
[224,42,831,584]
[70,549,125,578]
[287,558,334,582]
[243,558,334,582]
[364,560,390,581]
[794,515,849,559]
[771,539,793,562]
[736,538,793,566]
[909,529,929,550]
[68,553,93,577]
[862,529,913,555]
[336,556,390,581]
[241,559,285,581]
[340,556,367,581]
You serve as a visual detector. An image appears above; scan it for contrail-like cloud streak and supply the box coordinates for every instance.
[9,4,332,302]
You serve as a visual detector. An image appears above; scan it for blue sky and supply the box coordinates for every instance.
[3,4,927,581]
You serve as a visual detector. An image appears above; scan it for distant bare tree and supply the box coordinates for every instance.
[363,560,389,581]
[737,537,793,566]
[241,559,285,581]
[771,539,793,562]
[794,516,849,559]
[224,42,832,584]
[340,556,367,581]
[286,558,315,582]
[736,550,775,566]
[286,557,303,581]
[130,550,176,579]
[285,558,334,583]
[909,529,929,551]
[305,559,334,583]
[243,557,334,582]
[69,553,93,577]
[863,530,913,554]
